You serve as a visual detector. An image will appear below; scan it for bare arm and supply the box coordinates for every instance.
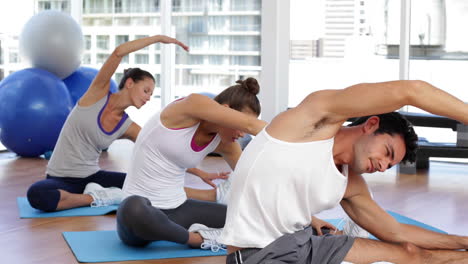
[341,173,468,250]
[306,80,468,125]
[164,93,267,136]
[80,35,189,105]
[310,216,337,236]
[214,141,243,170]
[186,168,229,189]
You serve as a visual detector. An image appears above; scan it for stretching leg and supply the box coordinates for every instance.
[27,171,125,211]
[116,196,226,247]
[344,238,468,264]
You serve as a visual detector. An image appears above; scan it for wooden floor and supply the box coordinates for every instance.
[1,140,468,264]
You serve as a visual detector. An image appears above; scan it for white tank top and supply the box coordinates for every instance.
[123,110,221,209]
[219,128,348,248]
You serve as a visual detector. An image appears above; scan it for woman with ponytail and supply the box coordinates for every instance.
[117,77,267,250]
[26,35,188,212]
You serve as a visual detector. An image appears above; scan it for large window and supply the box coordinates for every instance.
[171,0,261,98]
[288,0,468,146]
[289,0,398,106]
[405,0,468,143]
[0,0,260,127]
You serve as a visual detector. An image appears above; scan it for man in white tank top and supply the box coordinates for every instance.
[220,80,468,264]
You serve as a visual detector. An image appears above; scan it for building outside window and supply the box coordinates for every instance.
[8,51,18,63]
[115,35,129,46]
[135,54,149,64]
[1,0,261,126]
[84,35,91,50]
[96,53,110,64]
[96,35,109,50]
[82,53,91,64]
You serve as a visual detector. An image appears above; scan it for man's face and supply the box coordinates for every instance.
[352,132,406,174]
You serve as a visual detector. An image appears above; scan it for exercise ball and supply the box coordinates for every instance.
[64,66,118,104]
[19,10,84,79]
[0,68,73,157]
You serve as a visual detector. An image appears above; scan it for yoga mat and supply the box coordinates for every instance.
[63,230,226,263]
[63,211,446,263]
[17,197,118,218]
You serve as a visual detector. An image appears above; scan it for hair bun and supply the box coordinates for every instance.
[236,77,259,95]
[123,68,134,76]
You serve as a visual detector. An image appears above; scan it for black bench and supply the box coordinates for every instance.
[401,111,468,169]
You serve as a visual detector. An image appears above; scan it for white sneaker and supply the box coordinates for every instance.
[188,223,226,252]
[342,218,369,238]
[216,179,231,205]
[83,182,125,207]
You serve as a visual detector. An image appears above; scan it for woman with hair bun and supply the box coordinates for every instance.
[26,35,188,212]
[117,77,267,250]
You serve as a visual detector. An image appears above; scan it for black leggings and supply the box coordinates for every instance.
[27,170,126,212]
[117,195,227,247]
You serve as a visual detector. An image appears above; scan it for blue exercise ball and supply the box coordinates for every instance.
[64,66,118,104]
[0,68,73,157]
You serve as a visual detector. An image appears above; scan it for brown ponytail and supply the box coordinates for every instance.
[214,77,261,116]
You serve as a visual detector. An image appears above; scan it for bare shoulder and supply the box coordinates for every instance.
[160,96,199,128]
[266,90,343,142]
[182,93,211,105]
[78,86,108,107]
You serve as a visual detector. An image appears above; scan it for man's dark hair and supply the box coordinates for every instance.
[348,112,418,163]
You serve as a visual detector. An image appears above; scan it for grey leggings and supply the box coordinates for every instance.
[117,195,227,247]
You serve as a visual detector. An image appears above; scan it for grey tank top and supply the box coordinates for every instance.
[46,93,133,178]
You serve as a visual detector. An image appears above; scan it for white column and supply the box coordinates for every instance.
[260,0,290,122]
[398,0,416,173]
[160,0,175,107]
[70,0,83,24]
[399,0,411,80]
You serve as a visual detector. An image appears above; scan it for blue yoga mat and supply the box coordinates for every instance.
[63,211,446,263]
[17,197,118,218]
[63,230,226,263]
[386,211,446,234]
[327,211,446,239]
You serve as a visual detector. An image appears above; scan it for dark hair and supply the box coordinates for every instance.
[118,68,155,90]
[348,112,418,163]
[213,77,261,116]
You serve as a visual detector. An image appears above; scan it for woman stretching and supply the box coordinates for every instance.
[26,35,188,212]
[117,77,266,250]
